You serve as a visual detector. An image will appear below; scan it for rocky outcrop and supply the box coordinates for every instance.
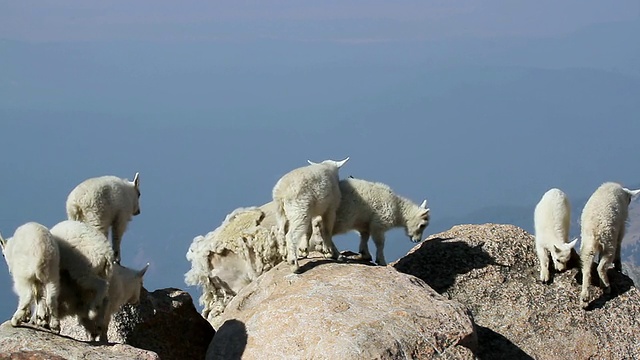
[208,257,478,359]
[0,321,158,360]
[393,223,640,360]
[60,287,214,360]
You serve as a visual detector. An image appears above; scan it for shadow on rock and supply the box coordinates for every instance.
[337,250,378,266]
[475,325,534,360]
[294,252,376,274]
[206,319,248,360]
[294,258,337,273]
[393,237,500,293]
[576,262,635,311]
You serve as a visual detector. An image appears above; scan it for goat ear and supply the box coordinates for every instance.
[133,172,140,188]
[553,244,561,253]
[336,157,349,169]
[138,263,150,277]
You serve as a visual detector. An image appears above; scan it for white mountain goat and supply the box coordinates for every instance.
[272,157,349,273]
[533,188,578,284]
[92,261,149,342]
[49,220,115,321]
[301,177,430,266]
[185,202,287,328]
[0,222,61,333]
[579,182,640,308]
[65,172,141,263]
[55,268,109,341]
[50,261,149,342]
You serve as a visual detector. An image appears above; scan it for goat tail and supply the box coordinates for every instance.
[66,203,84,221]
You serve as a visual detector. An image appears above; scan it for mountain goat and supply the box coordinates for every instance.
[65,172,141,263]
[47,261,149,342]
[534,188,578,284]
[272,157,349,273]
[579,182,640,308]
[301,177,430,266]
[91,262,149,342]
[49,220,115,321]
[185,201,287,327]
[0,222,61,333]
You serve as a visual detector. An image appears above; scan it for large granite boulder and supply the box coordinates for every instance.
[393,223,640,360]
[208,257,478,359]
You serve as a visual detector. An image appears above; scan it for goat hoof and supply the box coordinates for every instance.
[36,316,48,328]
[580,301,589,309]
[359,256,372,262]
[50,321,61,334]
[290,264,302,274]
[580,295,590,309]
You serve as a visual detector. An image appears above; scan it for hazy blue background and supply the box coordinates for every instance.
[2,1,640,320]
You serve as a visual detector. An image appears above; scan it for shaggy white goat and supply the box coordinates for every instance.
[92,262,149,342]
[47,261,149,342]
[55,268,108,341]
[0,222,61,333]
[65,172,141,263]
[579,182,640,308]
[49,220,115,321]
[272,157,349,273]
[533,188,578,284]
[300,177,430,266]
[185,202,287,327]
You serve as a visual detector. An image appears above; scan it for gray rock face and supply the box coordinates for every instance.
[208,257,477,359]
[393,223,640,360]
[60,287,215,360]
[0,321,159,360]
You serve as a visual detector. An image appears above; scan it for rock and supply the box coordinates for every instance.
[393,223,640,360]
[60,287,214,360]
[0,321,158,360]
[208,258,477,359]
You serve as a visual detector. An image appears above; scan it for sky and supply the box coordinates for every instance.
[2,1,639,42]
[1,1,640,321]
